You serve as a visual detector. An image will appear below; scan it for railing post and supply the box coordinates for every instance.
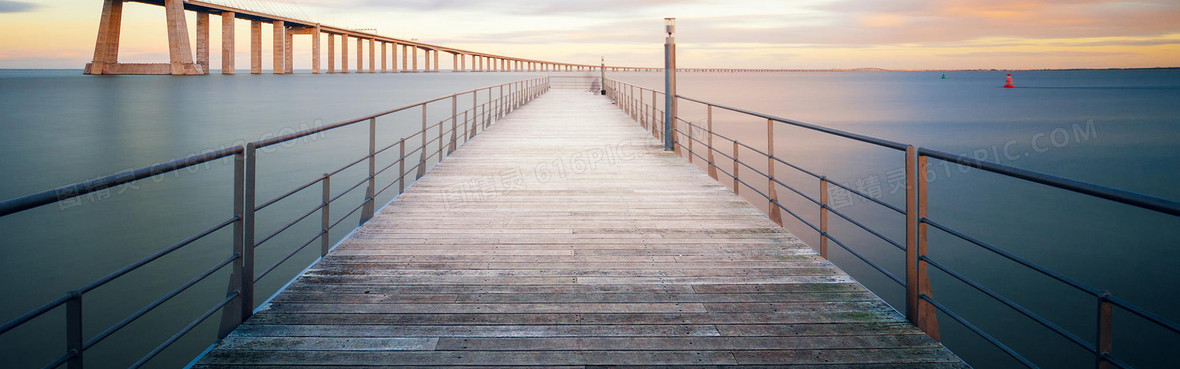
[467,91,471,138]
[361,118,376,223]
[687,118,695,163]
[321,173,330,256]
[218,149,246,339]
[1097,291,1113,369]
[398,139,406,194]
[651,90,658,138]
[449,95,457,154]
[766,118,783,227]
[906,146,919,325]
[819,178,830,259]
[916,153,941,341]
[66,291,82,368]
[707,105,717,179]
[417,104,427,179]
[733,140,740,195]
[241,143,256,320]
[663,18,676,152]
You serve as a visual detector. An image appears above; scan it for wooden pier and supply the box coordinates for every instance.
[196,90,964,368]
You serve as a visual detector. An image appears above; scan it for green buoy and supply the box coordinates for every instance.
[941,73,947,80]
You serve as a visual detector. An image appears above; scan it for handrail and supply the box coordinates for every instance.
[0,76,550,369]
[920,147,1180,217]
[0,146,243,217]
[604,77,1179,369]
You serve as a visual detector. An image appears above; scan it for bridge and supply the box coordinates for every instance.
[86,0,655,75]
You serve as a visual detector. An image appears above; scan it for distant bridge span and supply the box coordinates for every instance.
[86,0,658,75]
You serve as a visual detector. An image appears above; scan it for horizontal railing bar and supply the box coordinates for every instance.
[1101,353,1135,369]
[40,351,73,369]
[328,197,368,231]
[676,95,908,151]
[325,152,372,178]
[329,173,373,204]
[919,147,1180,217]
[254,230,324,283]
[0,146,243,217]
[1105,294,1180,335]
[827,232,906,286]
[256,176,324,212]
[825,204,906,251]
[922,217,1102,296]
[84,253,238,350]
[254,203,324,249]
[78,217,238,295]
[921,295,1040,369]
[0,294,71,337]
[921,255,1097,353]
[128,291,239,369]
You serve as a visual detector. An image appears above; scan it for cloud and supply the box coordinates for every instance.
[0,0,38,13]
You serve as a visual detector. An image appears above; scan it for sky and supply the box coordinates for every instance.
[0,0,1178,70]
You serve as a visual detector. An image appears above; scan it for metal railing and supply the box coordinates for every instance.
[547,75,602,92]
[0,77,550,369]
[604,78,1180,369]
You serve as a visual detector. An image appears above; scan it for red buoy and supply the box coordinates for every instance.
[1004,74,1015,88]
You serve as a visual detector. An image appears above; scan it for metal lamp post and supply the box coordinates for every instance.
[663,18,677,152]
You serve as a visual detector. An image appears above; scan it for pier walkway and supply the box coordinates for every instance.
[195,91,964,367]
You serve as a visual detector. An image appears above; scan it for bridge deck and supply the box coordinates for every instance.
[197,90,964,368]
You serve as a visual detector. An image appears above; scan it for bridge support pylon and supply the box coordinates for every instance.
[85,0,204,75]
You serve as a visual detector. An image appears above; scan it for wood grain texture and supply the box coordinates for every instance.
[196,90,963,367]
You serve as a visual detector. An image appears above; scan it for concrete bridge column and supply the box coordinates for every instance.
[394,42,403,71]
[355,37,363,73]
[221,12,234,75]
[327,33,335,73]
[369,39,376,73]
[452,53,458,72]
[311,26,320,74]
[196,12,209,74]
[272,20,285,74]
[86,0,122,74]
[412,46,418,72]
[164,0,200,75]
[285,31,293,73]
[433,50,440,72]
[424,49,431,72]
[250,21,261,74]
[401,45,409,72]
[341,34,349,73]
[381,42,387,73]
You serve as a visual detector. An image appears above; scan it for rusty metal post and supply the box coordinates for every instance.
[417,104,427,179]
[906,146,919,325]
[320,173,330,256]
[707,105,718,179]
[398,139,406,194]
[1097,292,1113,369]
[916,153,940,341]
[766,119,783,226]
[820,178,830,259]
[733,140,740,195]
[449,95,458,154]
[360,118,376,224]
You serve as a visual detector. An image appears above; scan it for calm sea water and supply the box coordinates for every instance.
[1,69,1177,368]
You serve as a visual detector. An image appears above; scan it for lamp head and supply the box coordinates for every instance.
[665,18,676,35]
